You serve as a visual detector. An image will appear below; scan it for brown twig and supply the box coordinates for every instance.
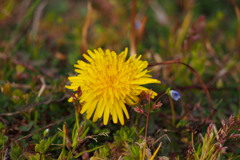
[81,1,92,54]
[15,114,72,142]
[144,100,151,139]
[148,0,169,26]
[148,60,215,118]
[30,0,48,39]
[0,82,51,90]
[157,113,213,124]
[130,0,137,56]
[228,0,240,53]
[0,52,55,78]
[0,95,67,116]
[37,76,46,97]
[176,85,238,91]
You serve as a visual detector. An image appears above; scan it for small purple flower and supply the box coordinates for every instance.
[135,20,141,30]
[169,90,181,101]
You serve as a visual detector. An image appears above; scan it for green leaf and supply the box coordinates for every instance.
[29,153,41,160]
[176,120,189,128]
[0,133,8,147]
[10,143,22,160]
[73,145,104,158]
[19,121,34,132]
[0,122,5,130]
[35,134,57,154]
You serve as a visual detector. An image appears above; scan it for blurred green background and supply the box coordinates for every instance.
[0,0,240,159]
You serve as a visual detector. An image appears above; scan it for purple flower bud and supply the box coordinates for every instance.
[169,90,181,101]
[135,20,141,30]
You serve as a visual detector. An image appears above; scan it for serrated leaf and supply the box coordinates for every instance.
[0,133,8,146]
[35,134,57,154]
[29,153,41,160]
[19,121,34,132]
[10,143,22,160]
[2,82,11,96]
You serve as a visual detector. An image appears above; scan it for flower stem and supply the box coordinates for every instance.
[145,108,150,139]
[75,111,80,128]
[169,96,175,126]
[154,92,166,104]
[145,98,151,139]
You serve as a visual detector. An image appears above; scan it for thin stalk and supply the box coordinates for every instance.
[191,132,199,160]
[144,107,150,139]
[144,100,151,160]
[142,139,147,160]
[130,0,137,56]
[75,111,80,129]
[135,112,140,126]
[148,60,214,118]
[154,92,166,104]
[144,96,152,139]
[169,96,175,126]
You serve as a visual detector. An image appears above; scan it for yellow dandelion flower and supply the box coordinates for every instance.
[65,48,160,125]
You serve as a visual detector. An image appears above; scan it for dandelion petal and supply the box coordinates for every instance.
[65,48,160,125]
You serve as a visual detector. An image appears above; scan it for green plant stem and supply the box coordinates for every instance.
[142,139,146,160]
[169,97,175,126]
[143,101,151,160]
[75,111,80,129]
[135,112,140,126]
[144,108,150,139]
[154,92,166,103]
[144,97,152,139]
